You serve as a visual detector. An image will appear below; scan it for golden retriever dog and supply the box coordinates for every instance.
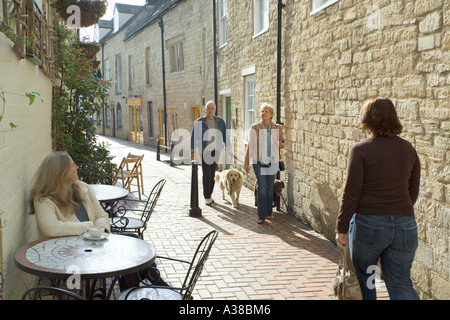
[215,169,243,208]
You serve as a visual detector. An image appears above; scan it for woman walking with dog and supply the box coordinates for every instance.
[245,103,285,224]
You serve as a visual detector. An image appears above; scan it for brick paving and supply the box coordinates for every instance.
[97,135,389,300]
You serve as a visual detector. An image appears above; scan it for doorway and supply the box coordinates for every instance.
[127,97,143,144]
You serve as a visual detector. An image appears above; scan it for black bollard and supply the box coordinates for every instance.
[156,139,161,161]
[169,142,175,166]
[189,160,202,217]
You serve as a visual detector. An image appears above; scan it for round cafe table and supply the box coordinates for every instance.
[89,184,129,203]
[89,184,129,216]
[15,234,156,299]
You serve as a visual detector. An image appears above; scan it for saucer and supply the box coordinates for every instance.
[82,232,109,241]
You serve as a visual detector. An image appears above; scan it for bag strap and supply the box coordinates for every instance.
[341,246,357,273]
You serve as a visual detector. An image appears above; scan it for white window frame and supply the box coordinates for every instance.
[169,40,184,73]
[244,74,255,143]
[218,0,227,47]
[253,0,269,37]
[310,0,339,15]
[115,54,122,94]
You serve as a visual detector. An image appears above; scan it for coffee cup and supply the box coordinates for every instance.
[87,226,105,238]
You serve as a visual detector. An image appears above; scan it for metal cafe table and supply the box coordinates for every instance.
[89,184,129,216]
[15,234,156,300]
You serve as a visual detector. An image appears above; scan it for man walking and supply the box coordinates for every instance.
[190,101,231,205]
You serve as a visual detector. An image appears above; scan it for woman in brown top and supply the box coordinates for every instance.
[336,98,421,300]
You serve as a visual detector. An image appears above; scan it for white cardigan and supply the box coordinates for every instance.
[34,181,111,238]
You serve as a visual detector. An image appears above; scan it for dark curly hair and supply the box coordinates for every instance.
[358,97,403,137]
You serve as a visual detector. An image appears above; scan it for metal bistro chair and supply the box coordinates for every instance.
[118,230,219,300]
[111,179,166,239]
[21,286,85,300]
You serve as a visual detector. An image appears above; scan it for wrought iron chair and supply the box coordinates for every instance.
[78,163,105,184]
[111,179,166,239]
[117,230,219,300]
[21,286,85,300]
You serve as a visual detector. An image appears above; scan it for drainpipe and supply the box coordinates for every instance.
[101,41,105,135]
[158,18,168,147]
[276,0,285,124]
[276,0,285,187]
[212,0,218,111]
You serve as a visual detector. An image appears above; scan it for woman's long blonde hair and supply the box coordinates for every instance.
[29,151,82,214]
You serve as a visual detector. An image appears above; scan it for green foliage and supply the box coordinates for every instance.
[0,89,42,129]
[52,23,116,183]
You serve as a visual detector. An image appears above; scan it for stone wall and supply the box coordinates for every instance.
[0,32,53,299]
[219,0,449,299]
[98,0,215,151]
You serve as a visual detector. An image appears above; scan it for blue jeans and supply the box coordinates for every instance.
[349,214,419,300]
[253,162,276,220]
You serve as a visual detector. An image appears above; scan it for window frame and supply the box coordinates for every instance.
[148,101,154,138]
[104,58,110,94]
[244,74,256,143]
[310,0,339,15]
[169,40,184,73]
[145,47,151,86]
[218,0,227,47]
[253,0,269,38]
[117,102,122,130]
[128,54,133,89]
[105,108,111,128]
[115,54,122,94]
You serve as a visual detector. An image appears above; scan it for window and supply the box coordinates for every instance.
[96,111,101,126]
[117,103,122,130]
[148,102,154,137]
[311,0,339,15]
[128,55,133,89]
[115,54,122,94]
[26,0,43,64]
[218,0,227,47]
[145,47,151,85]
[253,0,268,36]
[105,108,110,128]
[105,58,110,93]
[244,74,255,143]
[169,41,184,73]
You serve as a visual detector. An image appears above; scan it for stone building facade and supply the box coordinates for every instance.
[217,0,449,299]
[96,0,449,299]
[97,0,215,153]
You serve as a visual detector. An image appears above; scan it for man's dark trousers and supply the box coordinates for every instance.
[201,155,217,199]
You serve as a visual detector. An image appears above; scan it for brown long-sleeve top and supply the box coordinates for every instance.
[336,136,421,233]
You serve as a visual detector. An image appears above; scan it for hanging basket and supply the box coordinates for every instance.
[51,0,106,27]
[73,42,100,60]
[73,42,101,69]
